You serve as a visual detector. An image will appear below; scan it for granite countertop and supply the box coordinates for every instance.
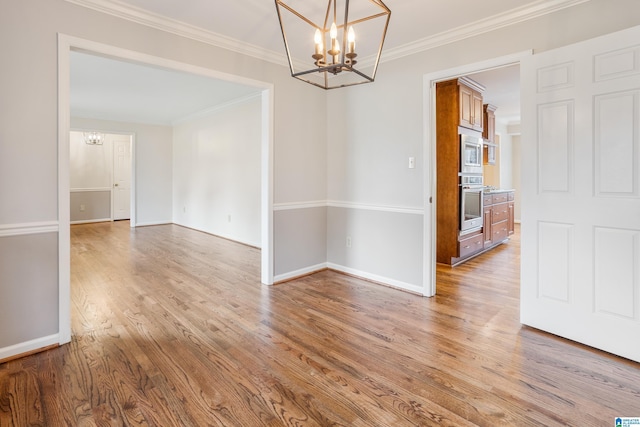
[483,187,515,194]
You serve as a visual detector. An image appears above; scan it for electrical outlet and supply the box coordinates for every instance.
[408,156,415,169]
[346,236,352,248]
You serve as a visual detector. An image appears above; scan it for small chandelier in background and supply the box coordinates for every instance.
[274,0,390,90]
[83,131,105,145]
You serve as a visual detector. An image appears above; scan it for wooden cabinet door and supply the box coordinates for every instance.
[472,91,484,131]
[508,201,515,235]
[483,206,492,246]
[459,84,473,129]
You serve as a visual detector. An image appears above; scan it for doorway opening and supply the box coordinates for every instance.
[422,51,530,297]
[69,131,134,225]
[58,35,275,345]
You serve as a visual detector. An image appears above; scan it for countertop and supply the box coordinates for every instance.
[482,188,515,194]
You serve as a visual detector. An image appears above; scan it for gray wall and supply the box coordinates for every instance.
[0,233,58,348]
[70,191,111,222]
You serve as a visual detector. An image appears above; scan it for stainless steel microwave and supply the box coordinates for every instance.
[460,134,483,174]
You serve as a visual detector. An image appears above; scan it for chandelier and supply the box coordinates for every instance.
[83,131,105,145]
[274,0,391,89]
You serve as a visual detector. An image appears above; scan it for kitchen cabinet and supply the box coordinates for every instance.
[483,194,493,247]
[483,190,515,251]
[458,232,484,259]
[507,192,515,235]
[435,77,486,265]
[459,79,484,132]
[482,104,497,143]
[483,104,497,165]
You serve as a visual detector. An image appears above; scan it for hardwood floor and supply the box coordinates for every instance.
[1,221,639,426]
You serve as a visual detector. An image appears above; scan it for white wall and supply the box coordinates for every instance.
[70,131,112,189]
[173,96,261,247]
[511,134,522,222]
[496,121,514,191]
[69,131,113,222]
[71,117,174,226]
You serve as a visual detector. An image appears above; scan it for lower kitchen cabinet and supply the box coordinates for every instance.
[458,232,484,258]
[450,190,515,266]
[483,190,515,251]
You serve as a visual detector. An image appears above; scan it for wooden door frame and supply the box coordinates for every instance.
[58,34,275,345]
[422,51,531,296]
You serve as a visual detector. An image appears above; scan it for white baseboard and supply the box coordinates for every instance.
[274,262,425,295]
[172,222,261,248]
[274,263,327,283]
[327,263,425,295]
[0,334,60,361]
[71,218,111,225]
[135,221,172,227]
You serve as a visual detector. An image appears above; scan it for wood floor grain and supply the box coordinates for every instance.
[1,221,639,426]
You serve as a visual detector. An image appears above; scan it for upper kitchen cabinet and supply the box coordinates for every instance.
[458,77,484,132]
[482,104,497,143]
[483,104,497,165]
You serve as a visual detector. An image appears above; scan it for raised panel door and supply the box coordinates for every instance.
[459,84,473,129]
[472,91,484,131]
[483,206,492,246]
[521,25,640,362]
[508,201,515,235]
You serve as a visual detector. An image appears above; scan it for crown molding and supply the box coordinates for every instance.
[381,0,591,63]
[65,0,590,67]
[64,0,289,67]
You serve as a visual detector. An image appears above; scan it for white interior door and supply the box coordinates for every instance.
[521,25,640,362]
[112,135,132,220]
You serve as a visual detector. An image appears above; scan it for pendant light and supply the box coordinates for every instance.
[275,0,391,89]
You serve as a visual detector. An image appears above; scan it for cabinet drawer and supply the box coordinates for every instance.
[483,194,492,205]
[492,193,508,204]
[458,233,484,258]
[492,203,509,223]
[507,191,515,201]
[493,221,508,242]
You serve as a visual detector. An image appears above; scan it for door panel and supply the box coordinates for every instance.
[112,136,131,220]
[521,25,640,362]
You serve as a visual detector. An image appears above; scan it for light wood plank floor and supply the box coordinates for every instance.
[1,221,639,426]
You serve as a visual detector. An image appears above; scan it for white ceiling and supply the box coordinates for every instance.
[68,0,579,125]
[70,52,262,125]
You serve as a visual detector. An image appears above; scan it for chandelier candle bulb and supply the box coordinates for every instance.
[348,26,355,54]
[314,29,323,56]
[329,22,340,58]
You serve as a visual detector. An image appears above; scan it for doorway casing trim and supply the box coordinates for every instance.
[421,50,531,297]
[58,34,275,345]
